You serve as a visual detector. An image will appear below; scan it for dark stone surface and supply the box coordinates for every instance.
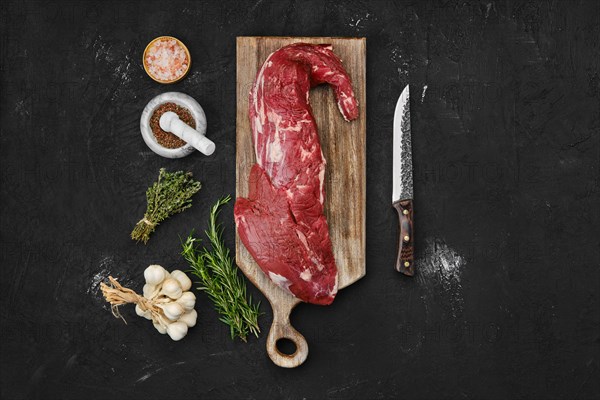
[1,1,599,399]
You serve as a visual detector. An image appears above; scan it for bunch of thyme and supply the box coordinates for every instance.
[131,168,201,244]
[182,195,261,342]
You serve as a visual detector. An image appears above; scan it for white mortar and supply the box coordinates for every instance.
[140,92,207,158]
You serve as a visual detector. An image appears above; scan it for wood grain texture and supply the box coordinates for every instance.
[236,36,366,368]
[393,199,414,276]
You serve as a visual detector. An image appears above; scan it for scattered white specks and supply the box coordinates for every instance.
[397,67,405,80]
[418,238,464,283]
[89,35,136,103]
[390,46,402,63]
[110,55,134,102]
[14,99,29,117]
[184,70,202,86]
[116,57,133,84]
[88,256,114,296]
[92,36,112,63]
[417,238,466,318]
[391,47,410,80]
[421,85,428,103]
[348,12,374,31]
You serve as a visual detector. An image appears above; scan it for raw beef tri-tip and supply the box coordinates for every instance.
[234,43,359,305]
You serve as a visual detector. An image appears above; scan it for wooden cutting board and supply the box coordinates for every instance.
[235,36,366,368]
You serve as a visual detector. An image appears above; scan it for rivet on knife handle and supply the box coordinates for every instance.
[393,199,414,276]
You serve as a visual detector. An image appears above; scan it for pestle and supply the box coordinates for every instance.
[159,111,215,156]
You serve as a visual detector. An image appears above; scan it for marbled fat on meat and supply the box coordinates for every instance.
[234,43,358,305]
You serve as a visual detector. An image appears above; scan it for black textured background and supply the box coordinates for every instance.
[1,1,599,399]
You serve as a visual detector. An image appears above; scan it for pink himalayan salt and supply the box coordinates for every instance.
[145,39,189,82]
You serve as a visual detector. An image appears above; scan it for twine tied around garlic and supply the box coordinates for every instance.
[100,276,161,324]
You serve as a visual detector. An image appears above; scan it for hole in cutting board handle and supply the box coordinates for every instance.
[266,313,309,367]
[276,338,297,356]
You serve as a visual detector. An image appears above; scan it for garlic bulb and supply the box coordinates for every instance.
[179,309,197,327]
[144,265,166,285]
[171,270,192,291]
[143,283,159,299]
[153,320,168,334]
[161,302,184,321]
[130,265,197,341]
[167,321,188,341]
[160,278,183,299]
[135,304,152,320]
[177,291,196,311]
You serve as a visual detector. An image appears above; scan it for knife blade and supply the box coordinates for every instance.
[392,85,414,276]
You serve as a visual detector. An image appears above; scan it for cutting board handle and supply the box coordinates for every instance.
[266,301,308,368]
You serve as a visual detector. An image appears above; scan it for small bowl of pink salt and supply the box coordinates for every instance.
[143,36,191,84]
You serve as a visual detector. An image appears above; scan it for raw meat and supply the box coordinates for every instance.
[234,43,358,305]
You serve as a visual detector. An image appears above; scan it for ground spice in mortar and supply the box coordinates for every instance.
[150,102,196,149]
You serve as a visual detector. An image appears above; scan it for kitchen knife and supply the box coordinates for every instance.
[392,85,414,276]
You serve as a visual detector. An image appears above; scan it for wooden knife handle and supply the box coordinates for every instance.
[393,199,414,276]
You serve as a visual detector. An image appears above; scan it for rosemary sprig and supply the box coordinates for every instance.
[131,168,201,244]
[182,195,261,342]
